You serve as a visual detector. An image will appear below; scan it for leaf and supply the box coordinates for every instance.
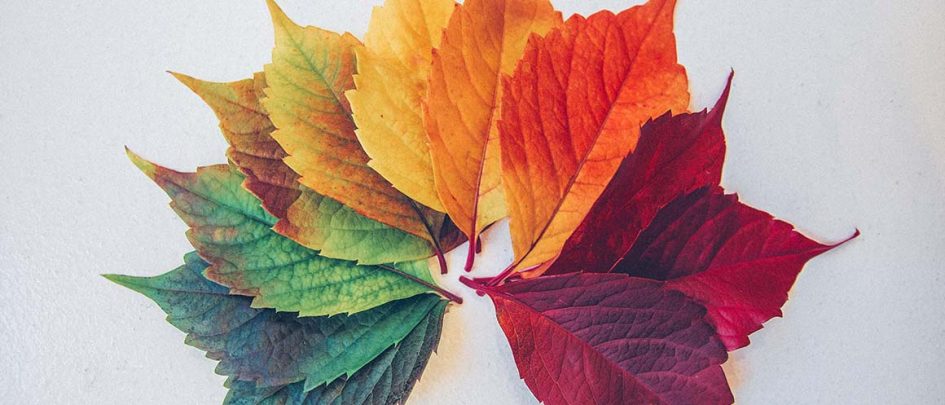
[541,74,731,278]
[346,0,455,212]
[170,72,436,265]
[278,191,438,265]
[105,253,446,395]
[613,186,857,350]
[170,71,297,221]
[261,0,451,251]
[539,74,856,349]
[423,0,562,257]
[478,273,733,405]
[223,291,445,405]
[499,0,690,272]
[126,151,445,317]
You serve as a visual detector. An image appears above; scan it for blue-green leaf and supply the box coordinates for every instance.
[105,253,445,393]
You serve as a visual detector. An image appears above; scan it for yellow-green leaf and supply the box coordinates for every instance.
[261,0,447,249]
[171,72,436,265]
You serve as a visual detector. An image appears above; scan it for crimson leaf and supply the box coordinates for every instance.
[613,186,857,349]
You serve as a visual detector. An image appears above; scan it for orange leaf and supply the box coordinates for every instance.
[425,0,561,268]
[499,0,689,273]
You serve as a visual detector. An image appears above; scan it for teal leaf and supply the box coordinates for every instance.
[223,297,444,404]
[105,253,445,393]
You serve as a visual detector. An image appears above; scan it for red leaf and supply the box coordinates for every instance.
[500,0,691,274]
[544,73,732,277]
[614,186,858,350]
[480,273,733,405]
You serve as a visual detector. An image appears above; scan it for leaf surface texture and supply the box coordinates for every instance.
[500,0,690,271]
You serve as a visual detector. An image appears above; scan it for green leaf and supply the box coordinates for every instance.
[105,253,446,393]
[223,296,445,404]
[282,191,436,266]
[104,252,252,334]
[126,150,440,316]
[170,72,437,265]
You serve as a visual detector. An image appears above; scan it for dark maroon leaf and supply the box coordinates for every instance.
[545,73,732,276]
[479,273,733,405]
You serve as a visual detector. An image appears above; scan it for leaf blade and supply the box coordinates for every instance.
[171,72,438,265]
[261,0,447,247]
[424,0,562,241]
[107,254,446,397]
[347,0,456,212]
[223,299,446,405]
[500,0,690,272]
[543,74,731,277]
[482,273,733,405]
[614,186,856,349]
[170,72,297,218]
[126,151,439,317]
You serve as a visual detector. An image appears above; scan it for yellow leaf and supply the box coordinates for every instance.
[261,0,444,246]
[424,0,561,267]
[347,0,456,213]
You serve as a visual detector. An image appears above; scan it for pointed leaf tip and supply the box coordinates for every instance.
[831,228,861,248]
[124,147,157,178]
[103,273,152,296]
[266,0,295,33]
[168,71,199,91]
[712,70,735,116]
[102,273,127,285]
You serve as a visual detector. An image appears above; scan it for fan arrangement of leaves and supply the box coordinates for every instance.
[107,0,857,403]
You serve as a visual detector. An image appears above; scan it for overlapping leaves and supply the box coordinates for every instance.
[171,72,438,265]
[109,0,855,404]
[125,151,443,317]
[107,253,446,402]
[473,69,854,403]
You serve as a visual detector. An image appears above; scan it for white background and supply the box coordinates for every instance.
[2,0,943,403]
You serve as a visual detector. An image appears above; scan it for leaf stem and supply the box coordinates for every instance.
[459,276,480,289]
[434,249,449,275]
[485,263,517,287]
[379,264,463,304]
[463,236,478,272]
[459,276,487,297]
[407,200,449,275]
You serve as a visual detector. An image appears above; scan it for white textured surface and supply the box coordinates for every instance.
[2,1,944,403]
